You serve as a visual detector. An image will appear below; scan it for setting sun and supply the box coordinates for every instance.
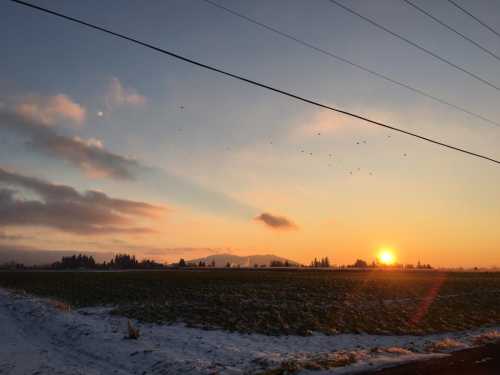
[378,249,396,266]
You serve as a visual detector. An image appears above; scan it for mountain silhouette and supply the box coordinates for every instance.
[188,253,299,267]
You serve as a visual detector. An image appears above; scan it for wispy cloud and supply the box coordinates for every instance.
[1,96,257,219]
[104,77,146,112]
[0,167,165,235]
[0,231,30,241]
[15,94,86,126]
[290,108,381,140]
[0,110,141,179]
[255,212,297,230]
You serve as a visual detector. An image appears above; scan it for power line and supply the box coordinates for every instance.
[327,0,500,93]
[199,0,500,128]
[446,0,500,39]
[402,0,500,63]
[7,0,500,166]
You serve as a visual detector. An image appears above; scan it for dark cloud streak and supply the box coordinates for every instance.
[0,168,164,235]
[255,212,297,230]
[0,110,139,179]
[0,108,258,219]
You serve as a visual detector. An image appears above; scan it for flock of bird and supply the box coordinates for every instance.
[294,128,408,176]
[174,105,409,177]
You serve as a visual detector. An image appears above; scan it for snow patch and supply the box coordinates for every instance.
[0,288,498,374]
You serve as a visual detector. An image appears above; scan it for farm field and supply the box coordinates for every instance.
[1,269,499,336]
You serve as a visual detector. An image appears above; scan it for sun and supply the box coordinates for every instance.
[378,248,396,266]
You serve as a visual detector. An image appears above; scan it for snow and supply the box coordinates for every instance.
[0,288,498,374]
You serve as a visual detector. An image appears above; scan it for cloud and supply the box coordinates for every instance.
[255,212,297,230]
[104,245,222,259]
[105,77,146,111]
[15,94,86,126]
[0,231,29,241]
[73,136,104,149]
[0,167,165,235]
[0,102,257,219]
[290,108,382,140]
[291,110,355,139]
[0,110,141,179]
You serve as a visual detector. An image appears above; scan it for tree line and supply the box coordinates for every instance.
[51,254,164,270]
[0,254,166,270]
[347,259,432,269]
[0,254,432,270]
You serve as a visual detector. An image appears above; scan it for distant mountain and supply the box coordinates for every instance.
[0,246,113,266]
[187,253,300,267]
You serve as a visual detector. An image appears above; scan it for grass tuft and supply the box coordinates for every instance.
[426,338,466,352]
[127,319,140,340]
[473,330,500,345]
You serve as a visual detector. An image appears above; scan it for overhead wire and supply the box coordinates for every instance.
[327,0,500,93]
[199,0,500,128]
[446,0,500,39]
[402,0,500,63]
[7,0,500,165]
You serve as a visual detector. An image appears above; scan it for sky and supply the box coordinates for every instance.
[1,0,500,267]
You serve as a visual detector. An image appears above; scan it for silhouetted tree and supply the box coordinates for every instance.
[109,254,139,269]
[0,261,25,270]
[310,257,331,268]
[139,259,163,269]
[52,254,97,269]
[178,258,187,267]
[270,260,293,267]
[352,259,368,268]
[416,261,432,269]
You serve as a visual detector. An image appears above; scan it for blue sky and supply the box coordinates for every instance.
[1,0,500,266]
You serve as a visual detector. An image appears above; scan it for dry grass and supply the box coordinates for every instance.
[426,338,467,352]
[382,347,413,355]
[127,319,140,339]
[257,347,421,374]
[47,299,71,312]
[258,351,360,374]
[473,330,500,345]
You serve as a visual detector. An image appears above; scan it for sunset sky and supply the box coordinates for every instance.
[1,0,500,267]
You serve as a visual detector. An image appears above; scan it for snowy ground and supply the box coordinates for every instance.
[0,288,498,375]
